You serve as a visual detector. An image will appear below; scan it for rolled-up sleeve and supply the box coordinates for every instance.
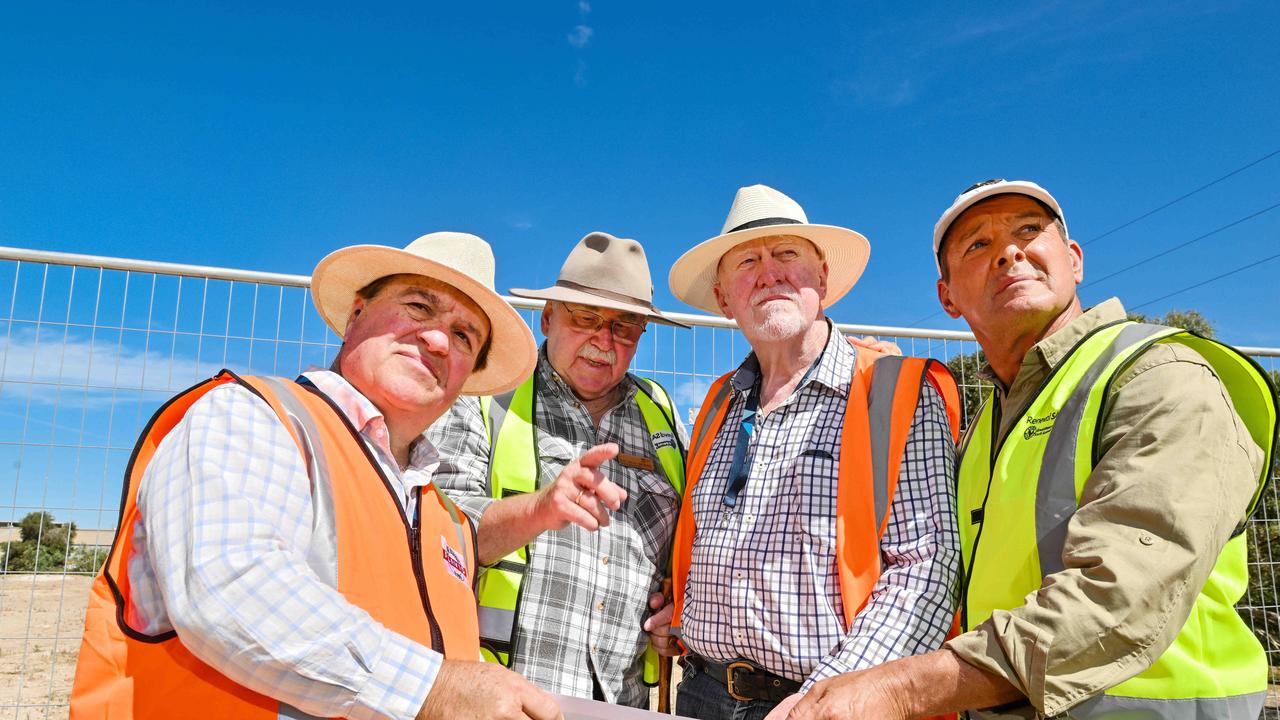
[947,344,1265,715]
[427,395,499,525]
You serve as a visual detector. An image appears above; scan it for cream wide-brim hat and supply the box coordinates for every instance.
[310,232,537,396]
[668,184,870,316]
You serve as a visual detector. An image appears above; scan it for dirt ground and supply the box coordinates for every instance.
[0,574,91,720]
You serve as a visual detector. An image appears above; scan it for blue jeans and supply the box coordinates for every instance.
[675,659,780,720]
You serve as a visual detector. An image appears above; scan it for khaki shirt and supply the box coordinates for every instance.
[946,298,1266,716]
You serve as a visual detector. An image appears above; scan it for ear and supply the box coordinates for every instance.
[344,297,368,341]
[1068,240,1084,285]
[818,259,829,299]
[540,302,553,334]
[937,278,963,319]
[712,283,734,319]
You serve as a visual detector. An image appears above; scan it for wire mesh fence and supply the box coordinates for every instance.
[0,246,1276,717]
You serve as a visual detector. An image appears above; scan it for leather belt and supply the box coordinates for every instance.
[686,655,801,703]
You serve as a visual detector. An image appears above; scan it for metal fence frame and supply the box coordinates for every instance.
[0,245,1276,717]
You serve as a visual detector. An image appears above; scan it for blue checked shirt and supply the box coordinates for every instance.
[126,370,442,720]
[679,323,959,689]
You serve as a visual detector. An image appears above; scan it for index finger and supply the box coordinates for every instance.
[576,442,619,469]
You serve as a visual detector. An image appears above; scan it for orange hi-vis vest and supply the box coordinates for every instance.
[70,371,480,720]
[670,345,962,646]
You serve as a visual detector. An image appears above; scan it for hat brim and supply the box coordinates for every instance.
[668,224,870,316]
[509,285,691,328]
[311,245,537,396]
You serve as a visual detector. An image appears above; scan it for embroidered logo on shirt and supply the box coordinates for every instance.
[441,536,468,584]
[1022,410,1056,440]
[651,430,677,451]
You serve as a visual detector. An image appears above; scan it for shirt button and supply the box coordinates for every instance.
[602,555,610,565]
[734,570,744,580]
[1139,533,1156,546]
[735,631,744,641]
[597,601,605,611]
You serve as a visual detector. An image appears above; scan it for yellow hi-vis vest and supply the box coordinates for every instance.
[958,321,1277,719]
[476,372,685,686]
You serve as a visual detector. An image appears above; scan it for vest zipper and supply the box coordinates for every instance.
[411,493,446,653]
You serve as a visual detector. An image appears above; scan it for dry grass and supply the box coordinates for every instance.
[0,574,91,720]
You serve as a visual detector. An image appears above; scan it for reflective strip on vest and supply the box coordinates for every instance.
[959,322,1276,717]
[475,373,685,674]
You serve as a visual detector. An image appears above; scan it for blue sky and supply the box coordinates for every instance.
[3,0,1279,342]
[1,1,1279,528]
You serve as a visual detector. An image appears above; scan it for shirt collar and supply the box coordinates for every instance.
[731,318,853,395]
[300,368,441,473]
[978,297,1129,388]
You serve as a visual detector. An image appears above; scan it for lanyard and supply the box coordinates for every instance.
[721,344,829,509]
[722,380,760,508]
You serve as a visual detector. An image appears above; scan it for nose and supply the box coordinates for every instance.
[589,323,616,351]
[418,326,451,355]
[994,238,1027,269]
[755,254,784,286]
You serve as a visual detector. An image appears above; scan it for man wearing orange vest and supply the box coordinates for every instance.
[70,233,564,720]
[648,185,962,720]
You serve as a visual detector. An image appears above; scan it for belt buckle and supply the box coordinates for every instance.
[725,661,755,702]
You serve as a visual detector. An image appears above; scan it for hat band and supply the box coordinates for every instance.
[553,279,657,313]
[727,216,802,233]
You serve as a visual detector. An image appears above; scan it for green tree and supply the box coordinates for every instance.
[3,510,88,572]
[1125,308,1215,337]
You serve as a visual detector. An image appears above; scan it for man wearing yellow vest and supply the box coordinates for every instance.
[427,232,690,708]
[784,179,1277,719]
[650,184,963,720]
[71,233,564,720]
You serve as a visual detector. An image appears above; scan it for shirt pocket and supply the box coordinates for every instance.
[628,467,680,566]
[789,450,840,555]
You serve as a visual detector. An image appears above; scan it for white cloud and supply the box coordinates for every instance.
[674,377,712,412]
[567,24,594,48]
[0,327,255,406]
[574,59,588,88]
[578,0,591,13]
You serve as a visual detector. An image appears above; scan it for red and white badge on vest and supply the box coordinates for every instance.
[441,536,468,584]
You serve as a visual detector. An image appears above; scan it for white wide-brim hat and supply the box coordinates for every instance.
[310,232,537,396]
[668,184,870,316]
[932,179,1068,276]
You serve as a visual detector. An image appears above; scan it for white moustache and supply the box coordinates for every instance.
[751,283,800,306]
[579,346,617,364]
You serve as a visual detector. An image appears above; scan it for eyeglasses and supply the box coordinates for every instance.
[564,307,647,345]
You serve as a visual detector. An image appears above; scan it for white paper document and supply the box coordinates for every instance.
[555,693,686,719]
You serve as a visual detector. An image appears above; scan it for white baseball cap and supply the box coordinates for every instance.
[932,179,1068,276]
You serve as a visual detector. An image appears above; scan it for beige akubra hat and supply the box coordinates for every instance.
[510,231,690,328]
[310,232,537,396]
[668,184,871,315]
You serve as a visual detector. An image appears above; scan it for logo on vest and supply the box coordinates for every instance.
[441,536,468,584]
[1022,411,1056,440]
[651,430,678,451]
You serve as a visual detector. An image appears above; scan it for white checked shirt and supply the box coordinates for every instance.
[126,370,442,720]
[679,323,959,688]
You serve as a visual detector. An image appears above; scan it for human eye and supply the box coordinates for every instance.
[452,328,475,352]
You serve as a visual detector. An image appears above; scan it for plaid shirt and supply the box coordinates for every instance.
[127,370,441,720]
[428,347,685,707]
[679,323,959,688]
